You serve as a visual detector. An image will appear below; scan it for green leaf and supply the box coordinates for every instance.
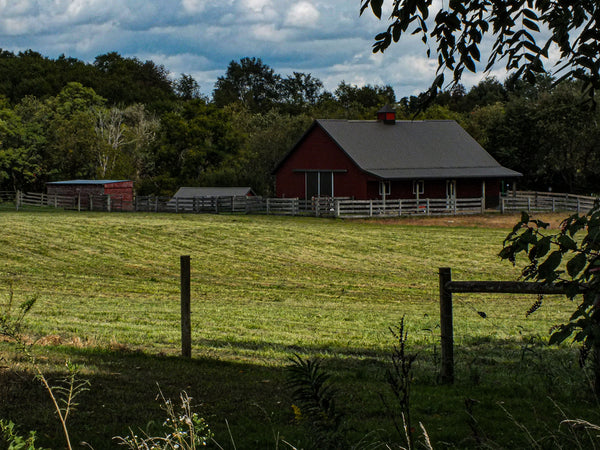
[567,253,587,278]
[522,18,540,32]
[371,0,383,19]
[558,234,578,252]
[534,236,551,259]
[498,245,515,260]
[463,56,476,72]
[549,325,573,345]
[537,251,562,281]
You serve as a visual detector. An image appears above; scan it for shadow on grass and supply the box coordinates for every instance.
[1,335,599,449]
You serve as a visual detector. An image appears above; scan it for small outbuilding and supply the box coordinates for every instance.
[46,180,134,210]
[273,107,521,208]
[171,187,256,199]
[168,187,257,213]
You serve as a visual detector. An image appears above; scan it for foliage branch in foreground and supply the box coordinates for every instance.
[500,208,600,387]
[360,0,600,106]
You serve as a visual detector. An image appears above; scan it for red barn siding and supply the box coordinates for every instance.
[104,181,134,203]
[276,126,370,199]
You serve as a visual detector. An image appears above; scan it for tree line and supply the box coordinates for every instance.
[0,49,598,196]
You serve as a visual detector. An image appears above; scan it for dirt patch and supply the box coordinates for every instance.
[356,212,570,229]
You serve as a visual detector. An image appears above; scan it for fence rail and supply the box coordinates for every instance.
[335,197,484,218]
[502,191,598,213]
[438,267,587,384]
[0,191,16,203]
[15,191,488,218]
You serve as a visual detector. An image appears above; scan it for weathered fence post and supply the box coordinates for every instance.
[107,195,112,212]
[439,267,454,384]
[181,255,192,358]
[15,190,20,211]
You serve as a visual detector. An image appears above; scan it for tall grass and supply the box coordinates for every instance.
[0,210,596,448]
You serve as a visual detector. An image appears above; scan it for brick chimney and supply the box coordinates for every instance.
[376,104,396,124]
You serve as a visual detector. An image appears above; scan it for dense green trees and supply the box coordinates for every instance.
[0,49,598,197]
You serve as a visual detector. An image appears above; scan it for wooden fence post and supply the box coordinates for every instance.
[15,190,20,211]
[439,267,454,384]
[181,255,192,358]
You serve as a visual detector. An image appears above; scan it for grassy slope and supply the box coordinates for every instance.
[0,209,596,448]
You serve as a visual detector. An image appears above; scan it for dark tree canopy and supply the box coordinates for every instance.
[361,0,600,105]
[212,57,282,112]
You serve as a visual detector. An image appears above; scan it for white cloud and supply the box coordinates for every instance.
[181,0,206,13]
[241,0,271,13]
[251,23,287,42]
[284,1,320,28]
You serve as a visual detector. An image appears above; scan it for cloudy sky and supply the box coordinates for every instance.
[0,0,507,99]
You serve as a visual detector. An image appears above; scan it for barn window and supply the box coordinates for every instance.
[379,181,391,196]
[413,180,425,195]
[306,171,334,198]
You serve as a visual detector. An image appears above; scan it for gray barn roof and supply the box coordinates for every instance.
[172,187,256,198]
[46,180,131,185]
[304,119,521,180]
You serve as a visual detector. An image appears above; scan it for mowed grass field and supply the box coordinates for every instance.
[0,208,597,449]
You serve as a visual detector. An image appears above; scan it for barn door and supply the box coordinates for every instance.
[305,172,333,199]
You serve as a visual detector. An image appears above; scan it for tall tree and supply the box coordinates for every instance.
[0,97,42,191]
[150,99,243,193]
[174,74,204,101]
[212,57,281,112]
[93,52,175,107]
[361,0,600,105]
[280,72,324,114]
[44,82,106,180]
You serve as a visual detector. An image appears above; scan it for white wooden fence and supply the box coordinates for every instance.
[14,191,489,217]
[334,197,484,218]
[501,191,598,213]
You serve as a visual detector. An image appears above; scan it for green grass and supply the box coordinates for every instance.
[0,209,597,449]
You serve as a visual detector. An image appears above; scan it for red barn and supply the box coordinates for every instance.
[274,107,521,208]
[46,180,134,211]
